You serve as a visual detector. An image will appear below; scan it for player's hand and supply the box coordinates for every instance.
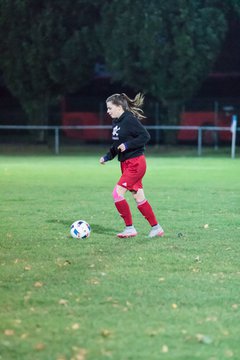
[117,143,126,152]
[99,156,106,164]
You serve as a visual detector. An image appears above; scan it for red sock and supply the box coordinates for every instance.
[114,199,133,226]
[137,200,158,226]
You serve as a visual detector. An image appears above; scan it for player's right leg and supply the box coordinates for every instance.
[112,185,137,238]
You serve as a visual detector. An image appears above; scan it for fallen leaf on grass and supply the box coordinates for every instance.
[34,342,46,351]
[24,265,32,271]
[126,300,132,308]
[162,345,169,353]
[100,329,112,337]
[56,258,71,267]
[71,347,87,360]
[71,323,80,330]
[106,297,120,308]
[222,329,229,336]
[122,300,133,312]
[225,350,234,358]
[14,258,22,264]
[58,299,68,306]
[34,281,43,288]
[4,329,15,336]
[88,278,100,285]
[63,260,71,266]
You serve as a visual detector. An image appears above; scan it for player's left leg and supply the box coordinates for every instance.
[132,189,164,238]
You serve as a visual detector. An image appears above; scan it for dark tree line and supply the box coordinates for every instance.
[0,0,100,139]
[0,0,240,134]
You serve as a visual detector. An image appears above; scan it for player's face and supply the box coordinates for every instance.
[106,101,124,119]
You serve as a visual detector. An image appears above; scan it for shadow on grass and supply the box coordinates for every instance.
[47,219,117,235]
[89,223,118,235]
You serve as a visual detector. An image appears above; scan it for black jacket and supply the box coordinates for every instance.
[104,111,151,162]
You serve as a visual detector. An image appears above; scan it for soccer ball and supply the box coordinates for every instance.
[70,220,91,239]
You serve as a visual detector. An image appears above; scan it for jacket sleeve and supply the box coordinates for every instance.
[125,118,150,149]
[103,144,118,162]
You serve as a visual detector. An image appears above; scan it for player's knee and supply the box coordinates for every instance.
[132,192,137,201]
[112,186,124,202]
[133,189,145,203]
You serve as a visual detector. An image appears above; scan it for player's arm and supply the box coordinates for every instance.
[99,145,117,164]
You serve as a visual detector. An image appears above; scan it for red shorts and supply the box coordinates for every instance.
[117,155,146,191]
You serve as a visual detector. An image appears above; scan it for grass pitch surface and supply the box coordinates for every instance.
[0,152,240,360]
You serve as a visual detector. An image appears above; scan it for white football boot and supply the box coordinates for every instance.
[148,224,164,238]
[117,226,137,238]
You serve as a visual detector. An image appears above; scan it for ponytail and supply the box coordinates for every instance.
[106,92,146,120]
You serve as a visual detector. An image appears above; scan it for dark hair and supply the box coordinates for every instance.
[106,93,146,120]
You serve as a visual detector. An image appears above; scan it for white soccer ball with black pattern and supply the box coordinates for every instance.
[70,220,91,239]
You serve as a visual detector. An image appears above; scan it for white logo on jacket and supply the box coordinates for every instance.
[112,125,120,139]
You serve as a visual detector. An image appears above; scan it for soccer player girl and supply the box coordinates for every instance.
[99,92,164,238]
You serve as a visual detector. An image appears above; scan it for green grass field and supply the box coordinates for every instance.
[0,150,240,360]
